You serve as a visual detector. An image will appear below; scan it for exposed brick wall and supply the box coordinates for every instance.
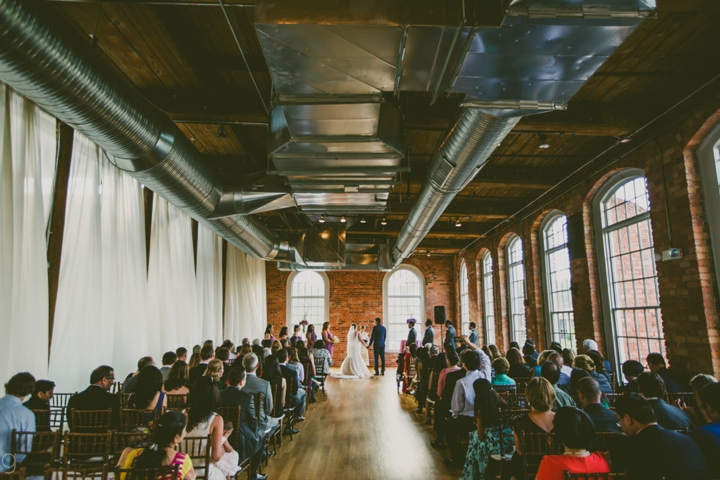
[265,256,456,366]
[457,101,720,378]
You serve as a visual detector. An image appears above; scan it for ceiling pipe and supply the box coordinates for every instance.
[0,0,296,261]
[392,108,521,266]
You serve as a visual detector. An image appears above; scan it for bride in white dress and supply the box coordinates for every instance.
[332,324,372,379]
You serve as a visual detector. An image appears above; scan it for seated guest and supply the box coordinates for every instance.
[261,355,287,418]
[646,352,687,393]
[188,345,201,369]
[123,356,155,394]
[574,355,612,395]
[189,346,214,385]
[222,340,236,362]
[549,342,563,355]
[163,360,190,396]
[619,360,644,393]
[569,368,591,403]
[202,359,225,391]
[613,393,707,479]
[277,349,307,423]
[546,352,571,388]
[240,353,278,435]
[460,379,513,479]
[536,407,610,480]
[581,339,612,372]
[681,374,717,426]
[691,383,720,477]
[432,350,465,449]
[127,366,167,415]
[271,340,282,356]
[312,340,333,372]
[116,410,195,480]
[491,357,515,387]
[488,345,502,360]
[522,343,538,368]
[637,372,693,431]
[183,377,239,480]
[176,347,188,364]
[67,365,121,431]
[0,372,36,472]
[287,347,304,387]
[562,349,576,375]
[540,361,575,409]
[586,350,612,385]
[509,377,556,478]
[576,377,621,433]
[531,350,554,377]
[214,347,230,368]
[437,350,462,397]
[428,352,447,402]
[23,379,54,430]
[219,369,265,480]
[159,351,177,382]
[506,347,532,380]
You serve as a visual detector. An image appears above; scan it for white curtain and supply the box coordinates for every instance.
[49,133,148,391]
[0,84,54,384]
[196,225,223,344]
[146,195,199,358]
[224,244,267,343]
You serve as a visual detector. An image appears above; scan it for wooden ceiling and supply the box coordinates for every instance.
[50,0,720,255]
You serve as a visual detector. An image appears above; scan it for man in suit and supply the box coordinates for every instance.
[637,372,693,430]
[422,319,435,346]
[23,379,55,431]
[189,346,214,385]
[277,349,307,424]
[220,368,266,480]
[576,377,622,432]
[66,365,121,431]
[541,361,576,409]
[122,356,154,394]
[240,353,279,435]
[646,353,687,393]
[691,383,720,478]
[159,351,176,382]
[443,319,456,352]
[406,319,417,347]
[467,322,478,346]
[620,360,644,393]
[614,393,707,479]
[367,317,386,376]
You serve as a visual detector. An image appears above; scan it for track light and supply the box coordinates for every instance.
[360,217,367,224]
[455,218,462,227]
[216,125,227,138]
[340,215,346,223]
[319,215,325,223]
[381,217,388,226]
[538,133,549,149]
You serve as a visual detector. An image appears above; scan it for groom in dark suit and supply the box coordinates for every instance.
[368,317,386,376]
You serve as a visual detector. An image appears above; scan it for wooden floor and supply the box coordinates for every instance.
[264,368,457,480]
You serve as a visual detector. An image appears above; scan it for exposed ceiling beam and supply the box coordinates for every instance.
[390,198,525,219]
[46,0,255,5]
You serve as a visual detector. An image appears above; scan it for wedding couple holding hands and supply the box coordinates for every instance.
[333,317,386,379]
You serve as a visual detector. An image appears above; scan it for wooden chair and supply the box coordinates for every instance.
[565,473,627,479]
[0,467,25,480]
[666,391,694,407]
[114,464,178,480]
[165,395,187,411]
[69,410,112,433]
[62,432,112,466]
[179,436,211,480]
[50,394,75,431]
[603,393,624,410]
[493,384,517,394]
[282,376,299,441]
[269,384,285,451]
[112,432,151,459]
[31,410,53,432]
[216,406,241,448]
[11,429,62,475]
[44,464,109,480]
[592,431,626,453]
[519,432,562,480]
[301,357,314,399]
[120,409,160,433]
[514,377,531,393]
[312,357,327,394]
[121,394,132,408]
[110,382,123,395]
[500,393,528,409]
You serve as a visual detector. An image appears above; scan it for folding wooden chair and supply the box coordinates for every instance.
[500,393,528,409]
[666,391,694,407]
[111,431,151,459]
[514,377,531,393]
[493,384,518,394]
[217,406,241,448]
[62,432,112,466]
[565,473,627,480]
[110,382,123,395]
[44,464,109,480]
[519,432,562,480]
[120,409,160,433]
[50,394,75,431]
[114,464,179,480]
[312,357,327,394]
[603,393,623,410]
[69,410,112,434]
[0,467,25,480]
[165,395,187,411]
[31,410,52,432]
[282,376,299,441]
[179,436,211,480]
[120,394,132,408]
[11,429,62,475]
[252,391,276,468]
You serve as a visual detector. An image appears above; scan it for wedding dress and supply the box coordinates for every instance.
[332,325,372,379]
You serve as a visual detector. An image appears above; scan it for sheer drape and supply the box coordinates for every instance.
[196,225,223,344]
[0,84,54,383]
[49,133,147,391]
[146,195,199,357]
[224,244,267,342]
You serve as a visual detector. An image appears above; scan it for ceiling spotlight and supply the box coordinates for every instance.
[538,133,550,149]
[381,217,388,226]
[426,250,431,257]
[455,218,462,227]
[360,217,367,224]
[319,215,325,223]
[216,125,227,138]
[619,136,632,144]
[340,215,346,223]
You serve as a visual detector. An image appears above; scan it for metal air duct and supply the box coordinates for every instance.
[0,0,297,261]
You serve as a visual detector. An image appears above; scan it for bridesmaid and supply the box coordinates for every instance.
[264,325,274,341]
[322,322,335,359]
[306,324,318,352]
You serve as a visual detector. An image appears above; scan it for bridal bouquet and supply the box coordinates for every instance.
[332,336,340,344]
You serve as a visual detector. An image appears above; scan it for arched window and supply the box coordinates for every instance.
[383,266,425,352]
[506,236,526,344]
[595,172,663,369]
[481,252,496,345]
[459,261,470,334]
[541,213,576,349]
[287,271,329,333]
[697,123,720,293]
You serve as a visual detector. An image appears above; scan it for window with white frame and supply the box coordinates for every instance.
[542,214,576,349]
[506,236,527,344]
[482,252,496,345]
[460,261,470,334]
[596,173,663,369]
[287,271,328,333]
[384,266,425,352]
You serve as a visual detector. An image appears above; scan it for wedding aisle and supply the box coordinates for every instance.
[264,367,456,480]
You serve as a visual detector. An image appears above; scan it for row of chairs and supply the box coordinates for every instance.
[35,408,162,434]
[1,464,179,480]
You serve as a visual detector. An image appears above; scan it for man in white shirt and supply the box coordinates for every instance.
[0,372,36,472]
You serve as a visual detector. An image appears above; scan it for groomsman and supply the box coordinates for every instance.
[407,320,417,347]
[422,319,435,346]
[444,319,457,352]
